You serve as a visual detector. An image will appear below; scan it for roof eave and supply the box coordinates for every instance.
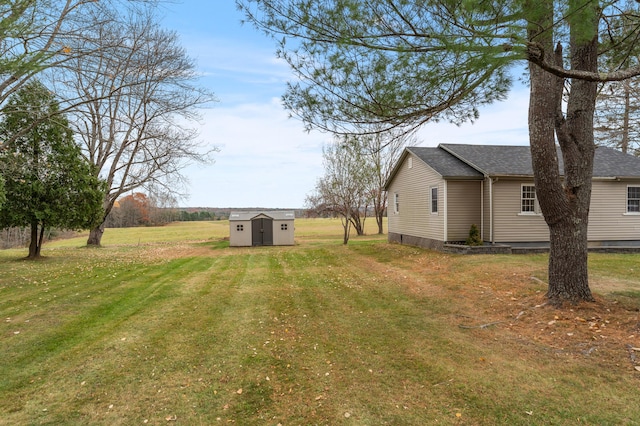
[442,175,484,181]
[489,174,535,179]
[596,176,640,181]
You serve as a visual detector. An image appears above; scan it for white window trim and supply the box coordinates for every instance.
[519,184,542,216]
[626,185,640,215]
[430,186,438,215]
[394,192,400,214]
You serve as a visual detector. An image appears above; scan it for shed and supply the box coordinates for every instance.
[229,211,295,247]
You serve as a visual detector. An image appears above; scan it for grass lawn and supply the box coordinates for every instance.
[1,219,640,425]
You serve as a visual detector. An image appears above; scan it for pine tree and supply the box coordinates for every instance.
[0,81,105,258]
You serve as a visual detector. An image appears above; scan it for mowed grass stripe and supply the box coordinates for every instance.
[160,244,458,423]
[0,256,213,415]
[2,221,640,425]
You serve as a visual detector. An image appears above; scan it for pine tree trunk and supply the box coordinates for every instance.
[38,224,45,257]
[547,215,593,303]
[527,0,597,305]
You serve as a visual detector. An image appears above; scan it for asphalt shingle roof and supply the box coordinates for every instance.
[591,146,640,177]
[440,144,534,176]
[409,144,640,178]
[406,147,483,178]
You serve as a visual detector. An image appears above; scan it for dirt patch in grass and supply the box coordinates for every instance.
[362,244,640,377]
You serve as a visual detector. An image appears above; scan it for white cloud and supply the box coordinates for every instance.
[182,99,329,208]
[182,88,532,208]
[417,85,530,146]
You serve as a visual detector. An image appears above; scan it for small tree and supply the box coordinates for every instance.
[0,81,105,258]
[306,140,375,244]
[465,224,483,247]
[361,129,413,235]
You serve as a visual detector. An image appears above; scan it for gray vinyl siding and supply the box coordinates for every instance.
[489,180,640,243]
[588,181,640,241]
[446,180,482,241]
[492,180,549,242]
[387,153,445,241]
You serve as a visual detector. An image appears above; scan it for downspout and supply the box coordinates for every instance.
[443,181,448,242]
[489,178,495,244]
[480,180,484,241]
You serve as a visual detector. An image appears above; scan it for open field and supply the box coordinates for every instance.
[2,219,640,425]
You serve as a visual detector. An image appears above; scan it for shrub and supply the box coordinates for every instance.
[465,224,483,246]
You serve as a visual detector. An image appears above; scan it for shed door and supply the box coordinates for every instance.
[251,218,273,246]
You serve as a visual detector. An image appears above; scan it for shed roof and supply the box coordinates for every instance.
[229,211,295,221]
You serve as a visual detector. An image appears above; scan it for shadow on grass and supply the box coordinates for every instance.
[195,239,230,250]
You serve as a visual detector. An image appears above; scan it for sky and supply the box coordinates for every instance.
[159,2,530,208]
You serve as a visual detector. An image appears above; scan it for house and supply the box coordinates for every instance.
[229,211,295,247]
[383,144,640,253]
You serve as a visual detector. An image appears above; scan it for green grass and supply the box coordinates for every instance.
[46,220,230,247]
[1,220,640,424]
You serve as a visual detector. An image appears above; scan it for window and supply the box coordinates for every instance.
[431,187,438,214]
[236,224,244,231]
[628,186,640,213]
[281,223,288,230]
[394,193,400,213]
[521,185,538,214]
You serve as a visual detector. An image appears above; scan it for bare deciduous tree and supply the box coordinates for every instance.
[594,78,640,155]
[307,139,375,244]
[50,7,218,246]
[0,0,154,108]
[359,130,413,235]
